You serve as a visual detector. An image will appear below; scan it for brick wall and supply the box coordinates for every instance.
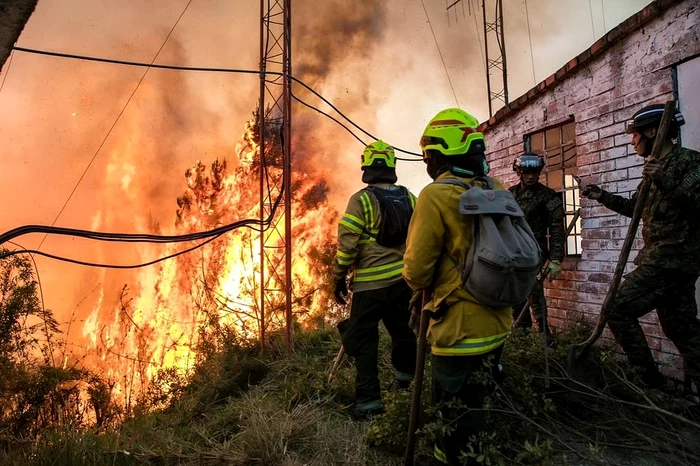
[481,0,700,377]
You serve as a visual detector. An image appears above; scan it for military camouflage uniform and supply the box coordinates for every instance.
[509,182,565,333]
[597,145,700,384]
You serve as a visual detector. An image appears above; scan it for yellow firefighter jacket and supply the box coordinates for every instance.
[335,183,417,292]
[403,172,511,356]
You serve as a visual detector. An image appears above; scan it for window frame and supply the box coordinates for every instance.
[524,119,582,257]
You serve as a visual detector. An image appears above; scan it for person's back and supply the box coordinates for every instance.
[334,140,417,420]
[403,108,510,465]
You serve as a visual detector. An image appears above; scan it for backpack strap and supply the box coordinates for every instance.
[434,176,494,190]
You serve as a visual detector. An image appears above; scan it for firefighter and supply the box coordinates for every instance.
[581,103,700,388]
[403,109,510,465]
[334,140,418,420]
[510,154,565,339]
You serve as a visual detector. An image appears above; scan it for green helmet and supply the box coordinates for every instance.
[419,108,486,156]
[361,140,396,169]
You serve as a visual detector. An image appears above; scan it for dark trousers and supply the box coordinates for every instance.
[513,279,549,334]
[339,279,417,411]
[608,264,700,383]
[432,346,503,465]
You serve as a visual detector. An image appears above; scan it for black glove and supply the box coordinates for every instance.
[582,183,603,200]
[334,278,348,305]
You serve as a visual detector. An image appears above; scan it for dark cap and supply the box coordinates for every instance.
[626,103,685,134]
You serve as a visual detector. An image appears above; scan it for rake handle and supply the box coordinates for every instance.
[404,290,430,466]
[577,100,676,350]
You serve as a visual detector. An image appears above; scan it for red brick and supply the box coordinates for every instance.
[616,156,643,170]
[576,113,614,135]
[614,134,631,147]
[588,272,613,283]
[584,229,612,240]
[577,261,602,272]
[555,65,568,81]
[600,169,628,183]
[567,57,579,72]
[590,37,608,55]
[545,74,556,88]
[577,153,600,166]
[588,160,616,174]
[575,48,592,67]
[599,146,628,161]
[576,131,599,145]
[599,122,627,139]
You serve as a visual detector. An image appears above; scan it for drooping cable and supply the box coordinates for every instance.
[524,0,537,86]
[35,0,196,251]
[0,182,284,268]
[12,46,424,158]
[419,0,460,107]
[0,50,14,95]
[291,92,421,162]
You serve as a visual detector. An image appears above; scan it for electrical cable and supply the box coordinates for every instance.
[0,50,14,95]
[0,184,284,268]
[524,0,537,86]
[35,0,195,251]
[291,92,421,162]
[419,0,460,108]
[472,0,486,74]
[12,46,424,158]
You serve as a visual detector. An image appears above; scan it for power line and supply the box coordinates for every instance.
[588,0,596,40]
[0,50,14,94]
[12,46,424,158]
[36,0,196,251]
[419,0,460,107]
[291,92,421,162]
[471,0,486,74]
[524,0,537,86]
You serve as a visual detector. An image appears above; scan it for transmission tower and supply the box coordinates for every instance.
[448,0,509,116]
[259,0,293,351]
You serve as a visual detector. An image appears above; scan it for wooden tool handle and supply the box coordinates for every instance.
[579,100,677,349]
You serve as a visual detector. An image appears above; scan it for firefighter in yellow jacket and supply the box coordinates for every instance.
[334,140,418,419]
[403,109,511,465]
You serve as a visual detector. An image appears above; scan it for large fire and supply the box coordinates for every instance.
[76,112,340,407]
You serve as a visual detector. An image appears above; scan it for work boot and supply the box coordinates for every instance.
[350,406,385,421]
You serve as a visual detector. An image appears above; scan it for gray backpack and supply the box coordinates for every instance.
[436,177,541,308]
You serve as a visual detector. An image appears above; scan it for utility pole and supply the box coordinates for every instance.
[448,0,509,116]
[259,0,293,352]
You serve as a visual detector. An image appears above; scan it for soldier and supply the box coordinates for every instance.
[334,140,417,419]
[510,154,565,339]
[581,103,700,388]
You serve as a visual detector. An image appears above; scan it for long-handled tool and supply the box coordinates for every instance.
[514,208,581,326]
[327,345,345,384]
[404,290,430,466]
[567,101,677,377]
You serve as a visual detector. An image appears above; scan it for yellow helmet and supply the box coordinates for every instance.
[419,108,486,156]
[361,140,396,169]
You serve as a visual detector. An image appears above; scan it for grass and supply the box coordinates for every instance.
[2,322,700,465]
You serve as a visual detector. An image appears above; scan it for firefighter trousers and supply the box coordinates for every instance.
[339,279,417,412]
[432,345,504,465]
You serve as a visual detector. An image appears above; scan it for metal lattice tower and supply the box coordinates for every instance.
[446,0,509,117]
[259,0,293,351]
[481,0,508,116]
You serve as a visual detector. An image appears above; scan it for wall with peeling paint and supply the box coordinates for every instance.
[481,0,700,378]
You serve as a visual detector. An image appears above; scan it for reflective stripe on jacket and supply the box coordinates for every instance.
[402,172,511,356]
[335,184,416,292]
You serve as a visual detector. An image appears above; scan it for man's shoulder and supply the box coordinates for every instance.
[677,146,700,163]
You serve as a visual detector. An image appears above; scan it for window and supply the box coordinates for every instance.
[526,120,582,255]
